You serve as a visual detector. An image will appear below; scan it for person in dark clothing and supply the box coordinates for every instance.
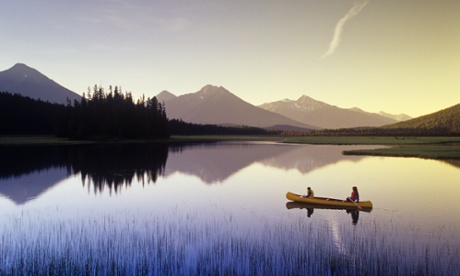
[304,187,314,198]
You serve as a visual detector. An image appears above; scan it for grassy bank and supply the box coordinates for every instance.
[2,135,460,159]
[342,144,460,160]
[0,135,282,146]
[0,136,91,146]
[280,136,460,145]
[169,136,460,159]
[280,136,460,160]
[0,136,170,146]
[3,135,460,145]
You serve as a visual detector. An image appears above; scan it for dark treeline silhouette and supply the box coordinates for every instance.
[57,85,169,139]
[1,87,170,139]
[0,92,65,135]
[168,119,278,135]
[0,144,169,195]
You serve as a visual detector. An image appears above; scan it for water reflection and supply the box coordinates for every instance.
[0,144,168,203]
[0,166,68,204]
[285,201,370,224]
[164,142,371,183]
[0,143,371,203]
[74,144,168,193]
[348,209,359,225]
[0,142,459,273]
[0,146,73,179]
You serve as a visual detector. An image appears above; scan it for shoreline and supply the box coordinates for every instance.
[2,135,460,160]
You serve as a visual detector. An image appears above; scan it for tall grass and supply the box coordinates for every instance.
[0,210,458,275]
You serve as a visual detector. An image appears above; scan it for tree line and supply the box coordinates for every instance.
[1,86,169,139]
[57,85,169,139]
[0,92,64,135]
[168,119,276,135]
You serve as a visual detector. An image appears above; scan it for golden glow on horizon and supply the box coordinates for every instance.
[0,0,458,117]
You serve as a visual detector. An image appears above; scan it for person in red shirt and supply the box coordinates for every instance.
[347,186,359,203]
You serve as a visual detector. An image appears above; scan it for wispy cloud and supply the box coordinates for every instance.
[77,2,189,33]
[321,0,369,59]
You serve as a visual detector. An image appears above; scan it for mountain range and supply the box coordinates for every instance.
[157,85,318,130]
[258,96,408,129]
[0,63,415,130]
[0,63,81,105]
[158,86,411,129]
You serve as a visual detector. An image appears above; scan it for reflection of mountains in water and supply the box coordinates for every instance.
[0,142,369,204]
[0,144,168,204]
[0,167,69,205]
[165,143,369,183]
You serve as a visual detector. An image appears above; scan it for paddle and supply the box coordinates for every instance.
[351,200,362,210]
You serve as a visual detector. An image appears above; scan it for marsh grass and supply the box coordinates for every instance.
[6,135,460,146]
[0,210,458,275]
[0,136,94,146]
[280,136,460,145]
[343,144,460,159]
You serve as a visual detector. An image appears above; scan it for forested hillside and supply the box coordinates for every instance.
[0,92,65,135]
[58,85,169,139]
[383,103,460,134]
[0,86,170,139]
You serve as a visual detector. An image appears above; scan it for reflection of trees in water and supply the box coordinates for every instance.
[73,145,169,194]
[0,144,169,194]
[0,146,73,179]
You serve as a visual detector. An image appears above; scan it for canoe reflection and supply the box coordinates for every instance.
[286,201,372,225]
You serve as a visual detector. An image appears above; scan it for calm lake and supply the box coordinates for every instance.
[0,142,459,275]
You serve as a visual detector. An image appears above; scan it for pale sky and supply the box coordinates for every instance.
[1,0,459,117]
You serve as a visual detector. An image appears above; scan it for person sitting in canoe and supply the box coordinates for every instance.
[346,186,359,202]
[303,187,314,198]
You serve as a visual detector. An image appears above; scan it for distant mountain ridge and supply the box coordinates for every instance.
[259,96,407,129]
[157,85,318,130]
[0,63,81,104]
[378,111,412,122]
[0,63,415,130]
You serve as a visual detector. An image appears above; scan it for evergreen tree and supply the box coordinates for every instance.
[55,85,170,139]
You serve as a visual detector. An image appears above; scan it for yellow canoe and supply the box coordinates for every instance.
[286,192,373,209]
